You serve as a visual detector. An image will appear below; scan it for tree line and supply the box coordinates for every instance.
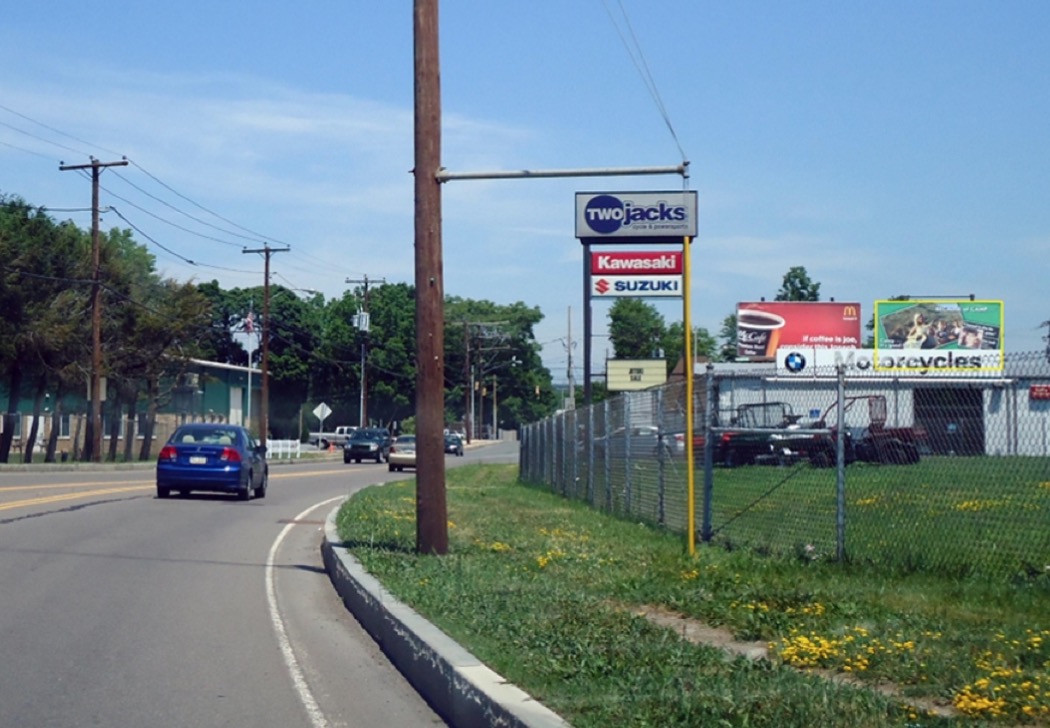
[0,195,561,463]
[1,192,833,464]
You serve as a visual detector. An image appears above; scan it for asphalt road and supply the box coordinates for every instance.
[0,441,518,728]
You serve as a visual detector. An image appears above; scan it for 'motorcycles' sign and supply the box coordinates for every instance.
[777,347,1004,377]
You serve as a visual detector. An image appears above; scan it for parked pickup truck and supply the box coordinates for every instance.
[714,401,830,467]
[811,395,922,466]
[308,425,357,450]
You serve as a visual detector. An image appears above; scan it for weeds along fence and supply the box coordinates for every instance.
[520,350,1050,580]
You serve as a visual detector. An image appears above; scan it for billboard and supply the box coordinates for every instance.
[874,300,1004,353]
[576,191,698,243]
[736,301,862,360]
[607,359,667,391]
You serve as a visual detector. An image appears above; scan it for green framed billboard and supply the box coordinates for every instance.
[873,299,1004,372]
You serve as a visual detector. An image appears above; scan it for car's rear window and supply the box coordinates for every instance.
[175,429,239,445]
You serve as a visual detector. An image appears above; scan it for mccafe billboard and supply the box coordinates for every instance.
[736,301,862,360]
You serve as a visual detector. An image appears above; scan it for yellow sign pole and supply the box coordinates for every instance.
[683,234,695,555]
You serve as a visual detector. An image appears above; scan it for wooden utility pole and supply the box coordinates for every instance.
[243,245,289,440]
[59,157,128,462]
[414,0,448,555]
[346,274,384,427]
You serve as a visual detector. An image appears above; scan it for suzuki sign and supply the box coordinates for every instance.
[593,275,682,298]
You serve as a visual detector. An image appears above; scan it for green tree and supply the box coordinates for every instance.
[607,299,665,359]
[718,314,738,361]
[0,197,91,462]
[775,265,821,301]
[661,322,717,374]
[444,296,552,433]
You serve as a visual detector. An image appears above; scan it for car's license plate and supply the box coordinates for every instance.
[189,455,207,465]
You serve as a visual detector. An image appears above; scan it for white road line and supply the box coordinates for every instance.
[266,496,346,728]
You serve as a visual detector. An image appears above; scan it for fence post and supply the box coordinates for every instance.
[836,363,847,563]
[558,413,567,493]
[624,394,633,516]
[702,364,715,542]
[603,399,612,511]
[587,404,595,505]
[656,387,666,527]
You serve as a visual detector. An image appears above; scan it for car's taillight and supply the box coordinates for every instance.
[219,447,241,463]
[158,445,177,462]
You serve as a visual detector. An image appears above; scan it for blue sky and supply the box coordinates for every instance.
[2,2,1049,383]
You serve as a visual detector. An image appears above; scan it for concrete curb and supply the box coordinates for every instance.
[321,508,570,728]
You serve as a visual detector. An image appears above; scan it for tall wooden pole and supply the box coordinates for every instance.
[414,0,448,554]
[59,157,127,462]
[243,245,289,440]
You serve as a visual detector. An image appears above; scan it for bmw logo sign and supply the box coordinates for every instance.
[784,351,807,373]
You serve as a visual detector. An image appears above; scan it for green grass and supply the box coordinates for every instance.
[337,464,1050,727]
[703,456,1050,579]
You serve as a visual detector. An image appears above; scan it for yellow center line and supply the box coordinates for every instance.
[0,465,344,512]
[0,485,152,512]
[0,480,154,493]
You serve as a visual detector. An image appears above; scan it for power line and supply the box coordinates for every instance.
[128,158,293,247]
[0,102,121,158]
[110,169,265,245]
[103,186,243,248]
[601,0,687,161]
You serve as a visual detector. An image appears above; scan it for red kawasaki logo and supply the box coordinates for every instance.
[591,251,683,275]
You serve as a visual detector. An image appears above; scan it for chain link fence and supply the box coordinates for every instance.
[520,350,1050,580]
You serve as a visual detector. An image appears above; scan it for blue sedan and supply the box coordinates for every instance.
[156,423,268,500]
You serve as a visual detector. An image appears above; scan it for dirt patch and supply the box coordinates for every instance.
[633,604,960,719]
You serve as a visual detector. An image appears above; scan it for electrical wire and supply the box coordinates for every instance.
[600,0,688,162]
[110,169,269,245]
[102,185,243,248]
[108,207,260,275]
[0,102,121,158]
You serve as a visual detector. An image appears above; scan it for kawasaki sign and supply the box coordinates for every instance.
[575,191,698,243]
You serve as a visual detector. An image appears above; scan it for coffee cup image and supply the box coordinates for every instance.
[737,310,786,357]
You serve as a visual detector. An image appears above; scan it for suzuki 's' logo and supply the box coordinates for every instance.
[595,278,610,294]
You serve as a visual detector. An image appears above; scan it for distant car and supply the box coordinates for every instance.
[343,427,394,463]
[156,423,268,500]
[388,435,417,471]
[444,433,464,456]
[593,426,665,458]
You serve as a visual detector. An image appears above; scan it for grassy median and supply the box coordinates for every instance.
[336,464,1050,727]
